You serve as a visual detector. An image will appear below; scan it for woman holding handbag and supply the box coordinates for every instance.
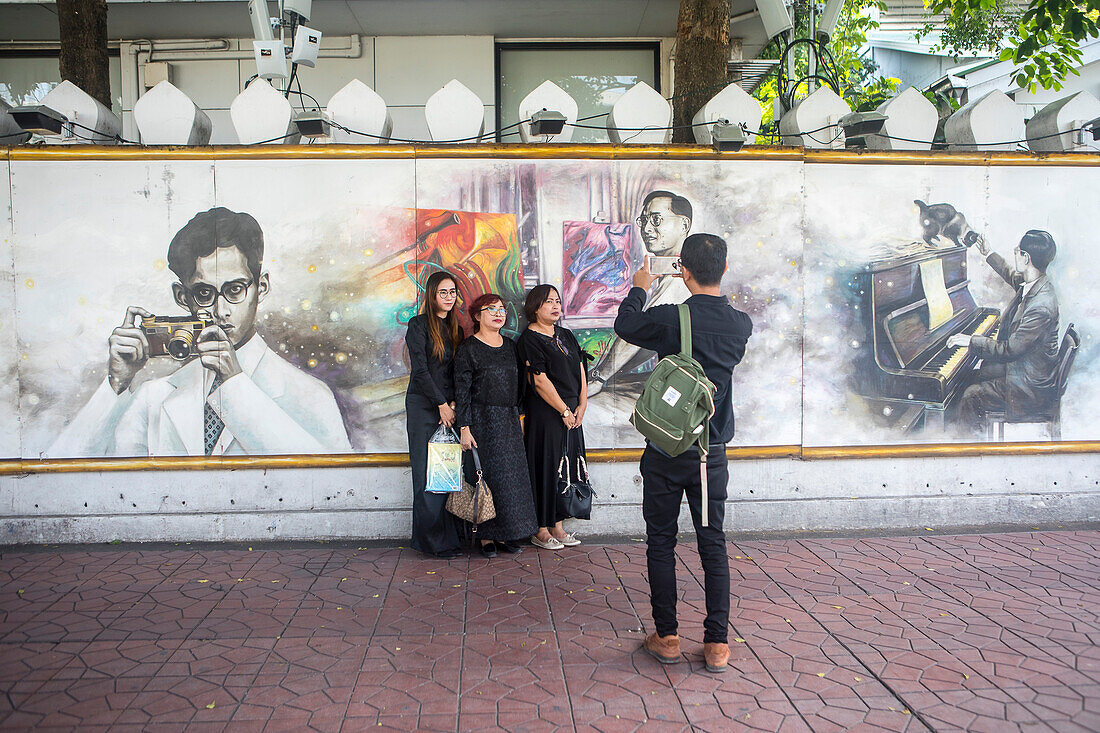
[455,293,538,558]
[518,284,590,550]
[404,270,463,559]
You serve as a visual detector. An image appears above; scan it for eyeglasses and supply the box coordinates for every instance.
[484,306,507,316]
[183,278,253,308]
[437,288,458,297]
[636,212,680,229]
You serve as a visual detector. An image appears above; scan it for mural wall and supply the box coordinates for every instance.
[0,155,1095,460]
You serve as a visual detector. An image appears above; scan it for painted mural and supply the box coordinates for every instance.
[1,156,1096,461]
[803,163,1095,446]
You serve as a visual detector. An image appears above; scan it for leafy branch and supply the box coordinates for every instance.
[921,0,1099,91]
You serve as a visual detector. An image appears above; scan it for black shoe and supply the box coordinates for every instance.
[434,549,462,559]
[496,541,522,554]
[479,542,498,558]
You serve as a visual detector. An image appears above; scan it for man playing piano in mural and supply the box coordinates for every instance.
[587,190,692,396]
[48,207,352,457]
[947,230,1060,436]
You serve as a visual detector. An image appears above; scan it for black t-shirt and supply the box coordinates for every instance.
[614,287,753,445]
[517,326,585,405]
[454,335,523,428]
[404,313,457,404]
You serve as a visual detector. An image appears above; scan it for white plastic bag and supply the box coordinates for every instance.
[426,425,462,493]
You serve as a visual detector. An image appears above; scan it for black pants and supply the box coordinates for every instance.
[640,444,729,644]
[406,392,461,556]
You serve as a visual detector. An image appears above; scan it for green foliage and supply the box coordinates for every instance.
[923,0,1099,91]
[754,0,900,127]
[916,0,1022,56]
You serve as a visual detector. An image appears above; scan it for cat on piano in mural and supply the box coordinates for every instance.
[946,230,1062,436]
[915,199,980,248]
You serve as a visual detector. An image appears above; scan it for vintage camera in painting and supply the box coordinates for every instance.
[141,316,213,360]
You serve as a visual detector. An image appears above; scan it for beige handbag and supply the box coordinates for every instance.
[446,447,496,527]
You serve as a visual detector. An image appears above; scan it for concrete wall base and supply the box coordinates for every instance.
[3,452,1098,544]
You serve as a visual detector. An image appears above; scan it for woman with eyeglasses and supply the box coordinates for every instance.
[455,293,538,558]
[404,270,463,559]
[518,284,590,550]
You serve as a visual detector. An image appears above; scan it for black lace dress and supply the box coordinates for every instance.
[518,326,588,527]
[454,335,538,542]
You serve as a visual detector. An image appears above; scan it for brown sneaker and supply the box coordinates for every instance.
[703,642,730,673]
[643,633,681,664]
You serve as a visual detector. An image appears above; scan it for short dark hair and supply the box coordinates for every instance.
[468,292,504,332]
[680,233,726,286]
[523,284,560,324]
[1019,230,1056,272]
[641,190,693,223]
[168,207,264,282]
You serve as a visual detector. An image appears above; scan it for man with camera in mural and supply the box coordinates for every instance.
[48,207,351,457]
[587,190,693,396]
[947,230,1061,436]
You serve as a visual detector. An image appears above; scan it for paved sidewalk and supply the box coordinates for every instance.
[1,530,1098,732]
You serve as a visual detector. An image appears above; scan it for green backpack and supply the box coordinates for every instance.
[629,304,718,525]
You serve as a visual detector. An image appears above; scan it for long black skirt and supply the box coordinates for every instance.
[462,404,538,542]
[524,395,587,527]
[406,392,461,556]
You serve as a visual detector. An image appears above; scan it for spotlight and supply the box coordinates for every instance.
[839,111,888,148]
[711,119,746,152]
[293,110,331,138]
[9,105,67,136]
[1089,116,1100,142]
[529,109,566,137]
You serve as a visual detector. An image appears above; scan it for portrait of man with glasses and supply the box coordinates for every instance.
[588,190,693,397]
[48,207,352,457]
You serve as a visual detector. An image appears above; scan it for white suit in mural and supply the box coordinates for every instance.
[588,190,692,394]
[49,335,350,457]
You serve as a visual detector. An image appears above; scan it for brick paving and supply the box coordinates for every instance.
[1,531,1099,732]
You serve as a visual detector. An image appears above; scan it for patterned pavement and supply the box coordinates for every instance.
[1,530,1099,731]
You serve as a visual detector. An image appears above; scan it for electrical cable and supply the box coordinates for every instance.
[565,118,722,132]
[327,119,528,144]
[293,75,321,109]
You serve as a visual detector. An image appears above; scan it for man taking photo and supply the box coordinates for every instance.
[613,233,753,674]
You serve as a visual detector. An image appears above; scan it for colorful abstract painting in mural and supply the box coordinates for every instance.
[411,210,525,335]
[562,221,633,321]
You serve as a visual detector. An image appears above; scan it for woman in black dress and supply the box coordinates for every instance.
[455,293,538,558]
[518,284,589,551]
[404,270,463,559]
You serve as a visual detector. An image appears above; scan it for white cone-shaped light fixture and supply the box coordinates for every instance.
[38,80,121,144]
[778,86,850,149]
[133,81,212,146]
[518,80,578,143]
[230,79,300,145]
[1026,91,1100,152]
[607,82,671,145]
[692,83,762,145]
[327,79,392,144]
[944,90,1024,151]
[863,86,937,151]
[425,79,484,142]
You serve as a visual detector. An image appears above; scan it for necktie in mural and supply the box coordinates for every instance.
[204,374,224,455]
[998,286,1025,343]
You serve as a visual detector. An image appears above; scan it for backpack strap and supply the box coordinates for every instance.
[677,304,692,360]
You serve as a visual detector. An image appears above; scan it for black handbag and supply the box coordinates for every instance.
[555,429,595,520]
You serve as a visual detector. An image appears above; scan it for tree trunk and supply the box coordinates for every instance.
[672,0,731,144]
[57,0,111,109]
